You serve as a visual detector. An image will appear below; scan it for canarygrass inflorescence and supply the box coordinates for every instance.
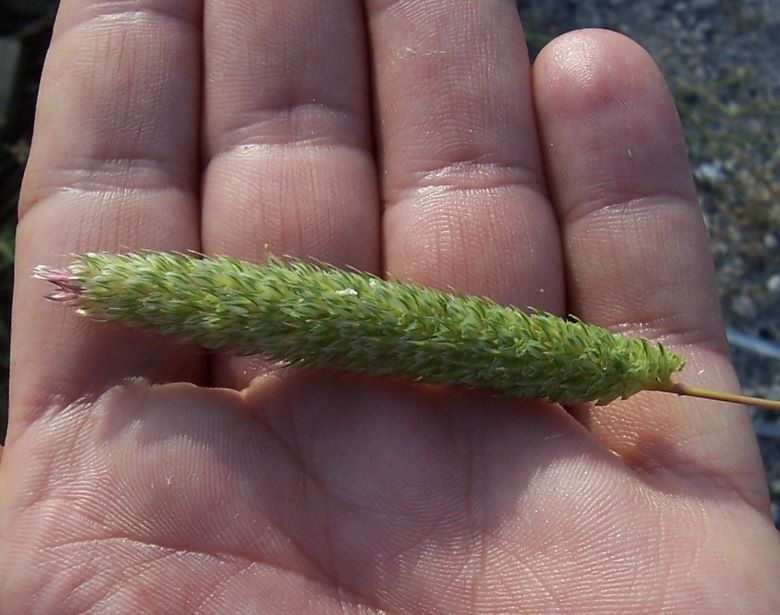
[34,251,690,406]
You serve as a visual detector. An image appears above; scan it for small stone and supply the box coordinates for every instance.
[765,233,779,250]
[767,275,780,295]
[732,294,757,320]
[723,256,746,279]
[694,161,727,185]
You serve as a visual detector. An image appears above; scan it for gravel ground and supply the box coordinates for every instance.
[518,0,780,525]
[1,1,778,522]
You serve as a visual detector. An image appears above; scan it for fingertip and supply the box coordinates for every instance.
[534,31,697,234]
[535,27,668,104]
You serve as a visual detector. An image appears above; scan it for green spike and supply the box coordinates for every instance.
[33,251,778,410]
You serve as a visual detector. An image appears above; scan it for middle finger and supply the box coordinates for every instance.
[369,0,563,309]
[201,0,380,388]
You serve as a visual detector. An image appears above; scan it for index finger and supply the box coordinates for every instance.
[10,1,204,435]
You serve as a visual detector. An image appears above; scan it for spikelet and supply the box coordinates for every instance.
[34,251,686,406]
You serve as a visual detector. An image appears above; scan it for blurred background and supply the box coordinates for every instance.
[1,1,778,525]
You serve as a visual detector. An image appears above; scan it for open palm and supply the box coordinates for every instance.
[2,2,779,613]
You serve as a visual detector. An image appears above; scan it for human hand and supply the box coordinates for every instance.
[2,2,779,612]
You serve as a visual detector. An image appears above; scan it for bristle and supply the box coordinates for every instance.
[33,265,83,301]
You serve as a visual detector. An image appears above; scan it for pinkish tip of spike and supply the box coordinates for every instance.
[33,265,83,302]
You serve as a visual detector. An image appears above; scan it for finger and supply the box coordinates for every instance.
[201,0,379,389]
[367,0,563,309]
[10,1,204,435]
[533,30,767,507]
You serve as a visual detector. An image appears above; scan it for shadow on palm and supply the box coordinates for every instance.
[47,367,745,605]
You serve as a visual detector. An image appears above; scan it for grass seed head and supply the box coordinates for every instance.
[35,251,687,406]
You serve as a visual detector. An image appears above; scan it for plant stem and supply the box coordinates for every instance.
[653,382,780,411]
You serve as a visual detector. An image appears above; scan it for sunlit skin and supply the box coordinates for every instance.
[2,2,780,613]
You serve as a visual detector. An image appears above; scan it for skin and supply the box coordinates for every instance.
[2,1,779,612]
